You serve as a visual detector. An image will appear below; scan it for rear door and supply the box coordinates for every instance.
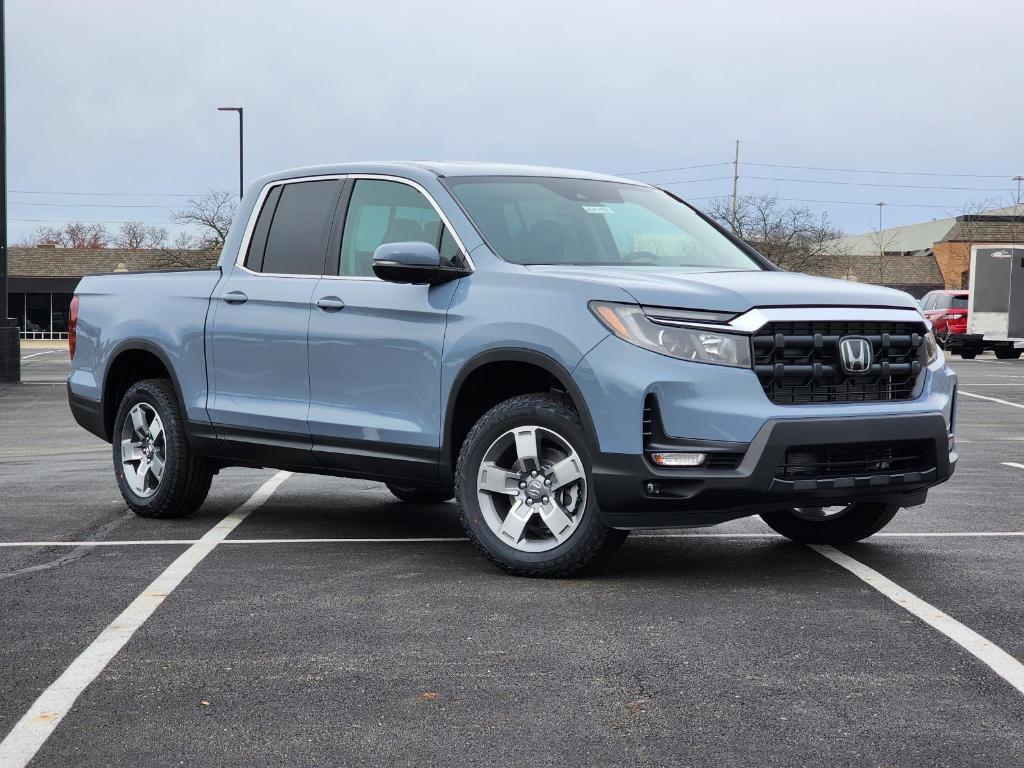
[306,177,469,480]
[208,177,343,463]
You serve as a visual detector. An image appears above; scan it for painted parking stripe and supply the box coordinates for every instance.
[960,390,1024,409]
[0,470,291,768]
[810,544,1024,696]
[18,351,57,361]
[3,531,1024,548]
[1002,462,1024,471]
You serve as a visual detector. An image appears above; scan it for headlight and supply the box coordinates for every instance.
[590,301,751,368]
[925,330,940,364]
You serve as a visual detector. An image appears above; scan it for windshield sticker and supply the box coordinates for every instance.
[581,205,614,215]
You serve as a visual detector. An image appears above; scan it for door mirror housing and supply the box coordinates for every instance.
[372,241,467,284]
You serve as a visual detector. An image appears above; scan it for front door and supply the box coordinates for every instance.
[307,178,467,480]
[208,178,343,462]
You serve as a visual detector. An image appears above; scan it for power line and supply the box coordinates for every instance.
[743,175,1012,192]
[10,201,176,209]
[657,176,733,185]
[743,161,1009,179]
[9,217,175,224]
[617,162,731,176]
[690,194,960,209]
[10,189,198,197]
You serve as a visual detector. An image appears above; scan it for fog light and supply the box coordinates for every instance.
[948,433,955,453]
[650,452,707,467]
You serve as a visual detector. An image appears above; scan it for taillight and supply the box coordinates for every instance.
[69,296,79,359]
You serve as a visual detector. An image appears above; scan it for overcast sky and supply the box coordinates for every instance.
[6,0,1024,242]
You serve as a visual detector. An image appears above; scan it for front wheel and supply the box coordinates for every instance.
[455,393,627,577]
[113,378,213,518]
[760,502,899,544]
[959,351,977,359]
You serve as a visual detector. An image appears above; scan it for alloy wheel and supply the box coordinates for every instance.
[120,402,166,498]
[476,425,587,553]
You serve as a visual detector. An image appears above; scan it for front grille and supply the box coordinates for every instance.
[752,320,926,404]
[776,440,933,480]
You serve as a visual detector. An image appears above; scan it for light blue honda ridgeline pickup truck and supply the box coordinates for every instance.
[67,162,957,576]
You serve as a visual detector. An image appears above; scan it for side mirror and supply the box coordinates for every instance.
[372,241,466,284]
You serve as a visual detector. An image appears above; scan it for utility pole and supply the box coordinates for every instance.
[1013,175,1023,203]
[218,106,244,199]
[730,139,740,232]
[0,0,20,384]
[876,202,887,285]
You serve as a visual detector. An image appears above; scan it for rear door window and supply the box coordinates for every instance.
[253,179,342,275]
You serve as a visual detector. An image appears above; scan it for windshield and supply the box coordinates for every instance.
[445,176,764,270]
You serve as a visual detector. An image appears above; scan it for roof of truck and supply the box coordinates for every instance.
[255,161,641,187]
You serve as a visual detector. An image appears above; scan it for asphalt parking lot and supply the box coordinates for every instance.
[1,343,1023,767]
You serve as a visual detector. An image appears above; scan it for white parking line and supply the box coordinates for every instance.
[19,351,57,361]
[2,531,1024,547]
[1002,462,1024,471]
[810,545,1024,696]
[960,391,1024,409]
[0,470,291,768]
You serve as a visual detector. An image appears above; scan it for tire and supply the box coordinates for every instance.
[112,378,213,519]
[994,348,1022,360]
[760,502,899,544]
[455,393,627,577]
[959,351,977,360]
[385,482,453,504]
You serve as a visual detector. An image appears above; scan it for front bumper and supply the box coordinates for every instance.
[592,412,956,528]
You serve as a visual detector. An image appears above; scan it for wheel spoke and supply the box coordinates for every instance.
[130,407,148,436]
[121,439,142,462]
[478,462,520,495]
[131,460,150,493]
[149,454,165,481]
[539,501,574,541]
[546,455,583,491]
[513,427,542,472]
[498,500,533,545]
[149,418,163,443]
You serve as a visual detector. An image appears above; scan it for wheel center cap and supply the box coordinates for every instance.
[526,477,546,499]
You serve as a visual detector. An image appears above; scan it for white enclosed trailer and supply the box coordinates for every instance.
[967,244,1024,358]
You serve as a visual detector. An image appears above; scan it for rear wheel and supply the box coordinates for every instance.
[385,483,453,504]
[994,347,1022,360]
[455,393,627,577]
[113,378,213,519]
[959,351,977,359]
[760,502,899,544]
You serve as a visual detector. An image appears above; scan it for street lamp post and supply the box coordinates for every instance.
[218,106,244,199]
[0,0,21,383]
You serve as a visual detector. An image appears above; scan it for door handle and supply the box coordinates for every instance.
[223,291,248,305]
[315,296,345,312]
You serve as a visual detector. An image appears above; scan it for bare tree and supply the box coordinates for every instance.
[705,194,844,272]
[19,221,110,249]
[112,221,169,249]
[171,190,237,250]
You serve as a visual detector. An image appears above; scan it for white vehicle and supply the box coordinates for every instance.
[967,245,1024,359]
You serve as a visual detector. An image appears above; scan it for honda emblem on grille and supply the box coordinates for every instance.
[839,336,873,374]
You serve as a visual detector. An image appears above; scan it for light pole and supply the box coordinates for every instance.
[0,0,20,383]
[218,106,244,199]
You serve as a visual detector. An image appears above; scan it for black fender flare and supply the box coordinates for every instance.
[441,347,600,476]
[102,338,188,440]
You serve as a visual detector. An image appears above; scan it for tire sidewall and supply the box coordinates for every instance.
[112,381,179,513]
[457,398,605,570]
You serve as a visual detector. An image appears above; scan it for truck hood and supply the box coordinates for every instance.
[524,266,918,313]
